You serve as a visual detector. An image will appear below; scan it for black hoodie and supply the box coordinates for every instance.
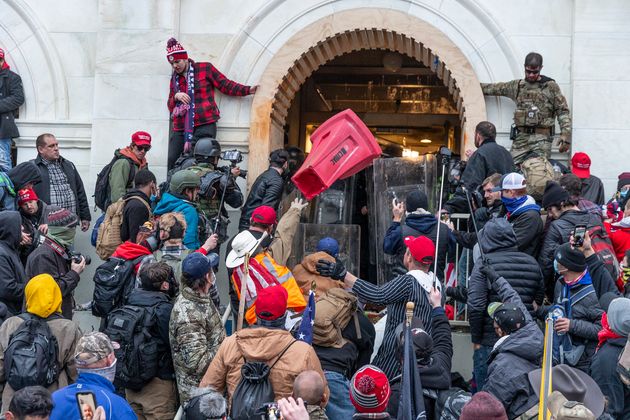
[0,211,27,315]
[7,161,41,190]
[120,189,152,243]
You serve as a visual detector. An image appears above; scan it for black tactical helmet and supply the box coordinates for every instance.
[194,137,221,158]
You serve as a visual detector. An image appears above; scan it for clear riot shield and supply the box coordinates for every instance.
[308,176,357,225]
[369,155,438,285]
[287,223,361,275]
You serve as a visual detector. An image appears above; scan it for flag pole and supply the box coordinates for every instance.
[538,315,554,420]
[406,302,414,326]
[236,252,250,331]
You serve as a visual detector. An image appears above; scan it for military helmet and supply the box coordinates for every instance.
[169,168,201,194]
[194,137,221,158]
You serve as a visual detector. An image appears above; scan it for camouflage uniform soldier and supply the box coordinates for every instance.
[169,252,226,404]
[481,52,572,166]
[188,138,243,244]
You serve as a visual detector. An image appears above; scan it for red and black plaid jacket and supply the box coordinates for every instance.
[167,60,251,131]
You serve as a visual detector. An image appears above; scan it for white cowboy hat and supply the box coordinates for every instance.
[225,230,268,268]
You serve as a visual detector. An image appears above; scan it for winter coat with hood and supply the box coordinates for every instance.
[19,200,61,264]
[108,147,148,204]
[507,196,544,258]
[581,175,606,206]
[0,65,24,140]
[591,336,630,419]
[292,251,343,300]
[238,167,284,231]
[0,212,27,316]
[484,276,543,419]
[539,209,604,285]
[25,232,80,320]
[0,274,82,411]
[468,218,544,347]
[605,217,630,261]
[125,287,174,381]
[8,161,42,191]
[199,326,329,406]
[169,286,226,404]
[120,189,152,243]
[154,192,200,250]
[32,155,91,222]
[383,211,452,280]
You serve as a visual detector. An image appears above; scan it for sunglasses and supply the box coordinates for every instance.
[136,145,151,152]
[525,69,541,75]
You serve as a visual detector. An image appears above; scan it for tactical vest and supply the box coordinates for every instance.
[514,77,555,128]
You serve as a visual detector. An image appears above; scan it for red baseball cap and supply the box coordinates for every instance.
[251,206,277,225]
[571,152,591,179]
[0,48,4,59]
[255,285,288,320]
[131,131,152,147]
[404,235,436,265]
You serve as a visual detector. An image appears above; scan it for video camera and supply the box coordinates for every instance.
[220,149,247,179]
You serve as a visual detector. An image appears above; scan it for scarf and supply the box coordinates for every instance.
[408,270,439,294]
[597,312,623,350]
[561,270,592,318]
[502,195,540,216]
[47,226,76,248]
[119,147,147,169]
[172,61,195,144]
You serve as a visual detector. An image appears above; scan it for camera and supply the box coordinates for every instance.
[70,251,91,266]
[220,149,247,178]
[256,403,281,420]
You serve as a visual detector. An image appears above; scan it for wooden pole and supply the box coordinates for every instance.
[405,302,415,326]
[236,252,250,331]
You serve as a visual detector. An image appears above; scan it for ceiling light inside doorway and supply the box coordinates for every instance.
[402,148,419,158]
[420,139,432,144]
[382,52,402,73]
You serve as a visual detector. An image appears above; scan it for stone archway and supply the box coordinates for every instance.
[243,7,489,180]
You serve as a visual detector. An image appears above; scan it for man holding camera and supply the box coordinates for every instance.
[188,138,243,246]
[25,208,87,319]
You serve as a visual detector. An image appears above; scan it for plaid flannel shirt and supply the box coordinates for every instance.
[167,61,251,131]
[42,157,77,216]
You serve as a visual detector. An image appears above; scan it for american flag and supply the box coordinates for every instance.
[297,291,315,344]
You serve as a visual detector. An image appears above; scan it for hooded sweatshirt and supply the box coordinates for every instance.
[25,274,63,318]
[154,192,200,249]
[606,217,630,261]
[292,251,342,299]
[108,148,148,203]
[7,161,42,191]
[0,211,27,315]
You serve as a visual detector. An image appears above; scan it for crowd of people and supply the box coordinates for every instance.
[0,36,629,420]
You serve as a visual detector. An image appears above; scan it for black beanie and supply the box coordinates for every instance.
[541,181,569,209]
[405,190,429,212]
[618,172,630,191]
[554,243,586,273]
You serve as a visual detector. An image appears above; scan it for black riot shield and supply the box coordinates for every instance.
[368,156,438,285]
[287,223,361,276]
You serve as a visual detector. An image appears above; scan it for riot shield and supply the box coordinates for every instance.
[287,223,361,276]
[308,176,357,225]
[369,156,438,285]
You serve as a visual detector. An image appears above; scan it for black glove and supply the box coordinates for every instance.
[316,259,347,281]
[480,259,500,283]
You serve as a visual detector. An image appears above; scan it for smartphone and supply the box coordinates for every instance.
[573,225,587,247]
[76,392,97,420]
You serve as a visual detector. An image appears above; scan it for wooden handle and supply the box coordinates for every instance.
[236,252,250,331]
[405,301,414,325]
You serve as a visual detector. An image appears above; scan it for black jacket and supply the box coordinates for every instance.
[484,276,543,419]
[538,209,603,286]
[32,155,91,222]
[0,212,26,316]
[238,167,284,230]
[7,161,42,191]
[581,175,606,206]
[468,218,544,346]
[444,139,514,214]
[25,237,80,319]
[387,307,453,419]
[452,202,504,249]
[313,310,375,378]
[591,337,630,419]
[120,190,152,243]
[508,206,544,258]
[0,68,24,139]
[125,288,175,380]
[383,213,451,280]
[585,253,620,299]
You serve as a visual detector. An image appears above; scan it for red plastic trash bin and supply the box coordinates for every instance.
[291,109,382,200]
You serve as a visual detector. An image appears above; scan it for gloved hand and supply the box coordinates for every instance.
[557,134,571,153]
[291,198,309,212]
[183,141,192,154]
[480,259,500,283]
[316,259,347,281]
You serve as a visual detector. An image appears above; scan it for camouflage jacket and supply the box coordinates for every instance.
[169,285,226,404]
[188,163,243,218]
[307,405,329,419]
[481,76,571,136]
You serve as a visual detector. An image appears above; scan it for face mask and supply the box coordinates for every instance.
[621,190,629,199]
[501,195,527,212]
[553,259,568,275]
[78,358,117,383]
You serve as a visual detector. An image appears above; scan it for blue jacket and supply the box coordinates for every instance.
[0,172,15,211]
[50,373,137,420]
[154,192,200,249]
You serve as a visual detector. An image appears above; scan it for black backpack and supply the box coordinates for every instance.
[92,256,144,318]
[230,340,296,420]
[103,304,160,391]
[4,313,60,391]
[94,155,136,212]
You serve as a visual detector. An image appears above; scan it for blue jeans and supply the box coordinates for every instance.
[324,371,355,419]
[472,345,492,393]
[0,138,11,172]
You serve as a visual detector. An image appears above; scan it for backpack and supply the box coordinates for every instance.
[92,256,145,318]
[94,155,137,212]
[4,313,60,391]
[587,225,621,280]
[103,304,160,391]
[230,340,296,420]
[95,196,152,260]
[312,288,360,348]
[520,156,555,202]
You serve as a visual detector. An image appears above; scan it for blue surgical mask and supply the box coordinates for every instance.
[77,358,117,383]
[150,194,157,203]
[553,260,568,275]
[621,189,629,199]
